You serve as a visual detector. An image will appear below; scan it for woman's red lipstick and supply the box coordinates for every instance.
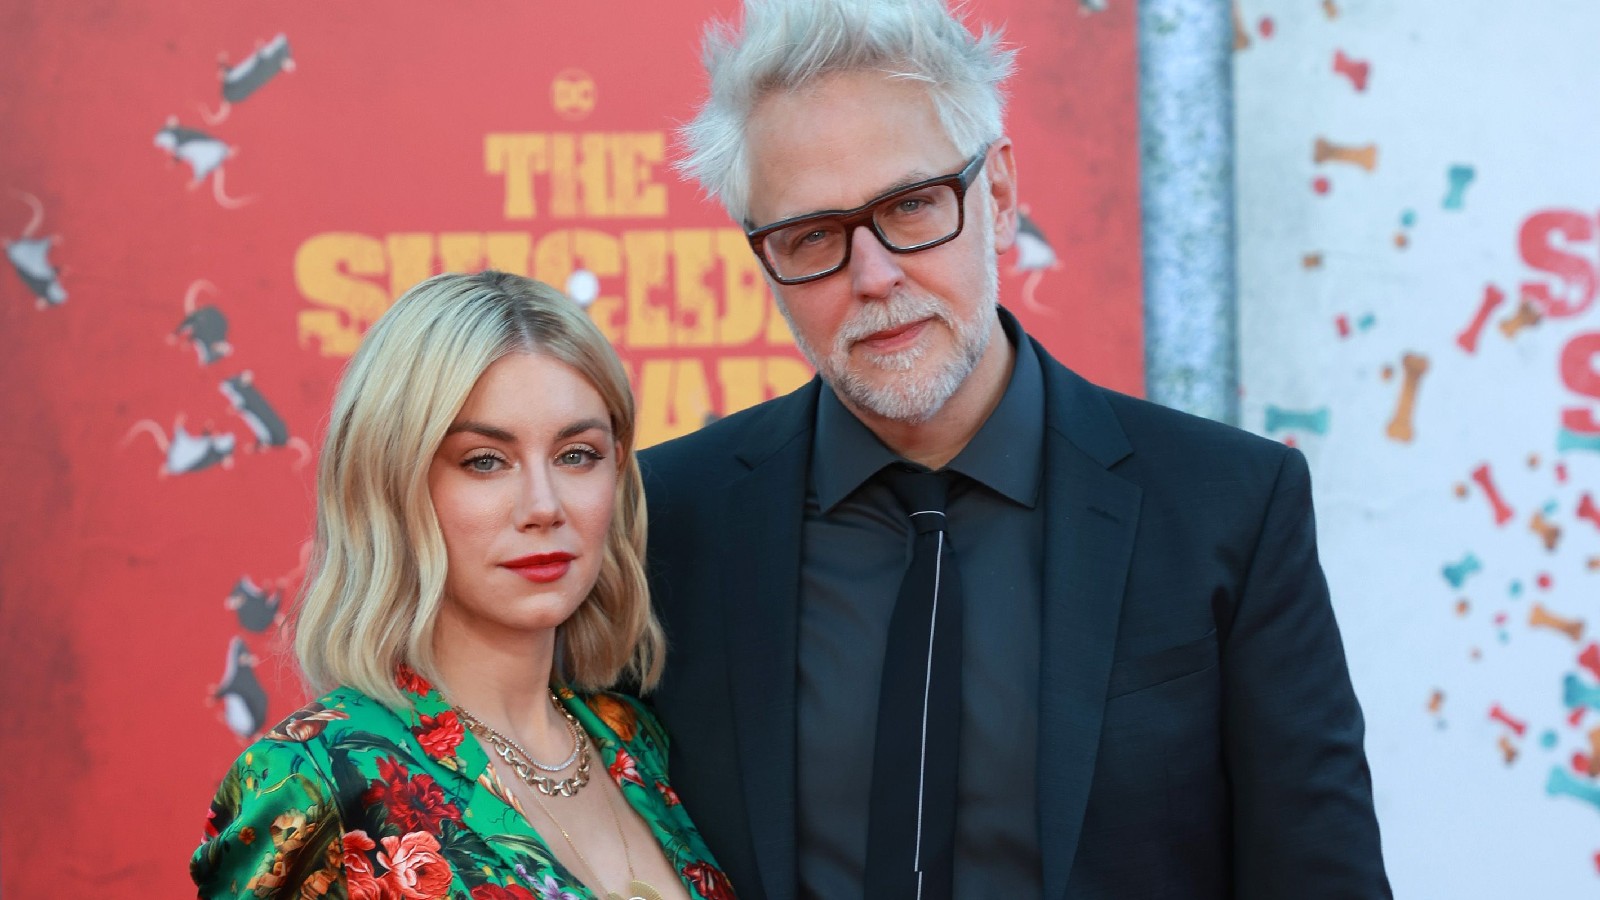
[501,552,575,584]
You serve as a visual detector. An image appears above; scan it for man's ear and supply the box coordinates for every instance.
[984,137,1019,256]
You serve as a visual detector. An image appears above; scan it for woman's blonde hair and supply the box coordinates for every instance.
[294,270,662,708]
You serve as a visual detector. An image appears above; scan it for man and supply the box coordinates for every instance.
[640,1,1390,897]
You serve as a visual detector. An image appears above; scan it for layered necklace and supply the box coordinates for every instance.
[453,691,667,900]
[455,692,590,797]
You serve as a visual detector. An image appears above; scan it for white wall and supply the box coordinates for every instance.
[1235,0,1600,894]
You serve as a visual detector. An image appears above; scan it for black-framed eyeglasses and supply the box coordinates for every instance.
[745,147,990,285]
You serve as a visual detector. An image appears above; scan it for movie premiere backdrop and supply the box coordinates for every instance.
[0,1,1141,894]
[1235,0,1600,894]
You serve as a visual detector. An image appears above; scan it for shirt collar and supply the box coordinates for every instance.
[810,307,1045,512]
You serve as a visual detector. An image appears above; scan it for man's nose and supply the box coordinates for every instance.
[848,225,906,299]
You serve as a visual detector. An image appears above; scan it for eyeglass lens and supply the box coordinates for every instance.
[760,183,961,282]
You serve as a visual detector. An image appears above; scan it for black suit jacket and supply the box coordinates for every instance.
[639,332,1390,899]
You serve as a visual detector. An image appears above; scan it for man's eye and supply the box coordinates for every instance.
[788,227,834,253]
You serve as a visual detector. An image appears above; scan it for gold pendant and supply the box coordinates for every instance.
[604,881,665,900]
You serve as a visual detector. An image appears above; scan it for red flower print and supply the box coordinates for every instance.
[378,831,453,899]
[414,710,464,759]
[395,666,434,697]
[362,756,462,833]
[682,861,737,900]
[470,885,538,900]
[655,780,681,807]
[608,747,644,788]
[343,831,387,900]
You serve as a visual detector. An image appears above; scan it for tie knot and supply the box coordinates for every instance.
[880,464,953,533]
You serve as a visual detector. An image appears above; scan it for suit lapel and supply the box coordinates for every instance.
[721,380,818,900]
[1032,344,1141,900]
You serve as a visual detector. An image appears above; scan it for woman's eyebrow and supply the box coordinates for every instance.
[556,418,611,441]
[445,420,517,442]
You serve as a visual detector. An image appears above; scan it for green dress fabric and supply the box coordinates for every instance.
[191,668,736,900]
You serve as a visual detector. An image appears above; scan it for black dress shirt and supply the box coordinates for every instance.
[796,315,1047,898]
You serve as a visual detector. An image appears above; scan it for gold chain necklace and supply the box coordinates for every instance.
[455,692,591,797]
[526,786,665,900]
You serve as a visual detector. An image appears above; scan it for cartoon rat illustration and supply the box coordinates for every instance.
[6,191,66,308]
[1011,206,1061,316]
[168,279,233,365]
[220,371,311,467]
[123,415,237,477]
[225,576,284,633]
[201,33,295,125]
[210,636,268,741]
[224,544,306,633]
[153,118,253,209]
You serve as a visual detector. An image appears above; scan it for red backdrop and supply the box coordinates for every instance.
[0,1,1141,895]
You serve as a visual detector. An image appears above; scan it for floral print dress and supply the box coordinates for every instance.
[191,669,736,900]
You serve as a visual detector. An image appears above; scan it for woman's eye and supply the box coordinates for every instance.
[463,453,505,473]
[557,446,603,467]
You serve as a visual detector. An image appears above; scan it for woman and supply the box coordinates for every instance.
[191,271,735,900]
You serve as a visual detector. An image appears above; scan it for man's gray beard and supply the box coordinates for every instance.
[779,265,998,425]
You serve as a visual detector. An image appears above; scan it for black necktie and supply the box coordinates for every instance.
[866,464,963,900]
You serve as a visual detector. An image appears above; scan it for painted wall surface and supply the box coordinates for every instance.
[0,2,1142,895]
[1235,0,1600,894]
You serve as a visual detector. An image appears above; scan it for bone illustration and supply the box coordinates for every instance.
[1469,463,1514,525]
[1428,689,1445,715]
[1547,765,1600,812]
[1577,493,1600,531]
[1265,405,1330,435]
[122,415,236,477]
[1336,314,1350,338]
[1557,427,1600,456]
[1442,552,1481,590]
[1489,702,1528,737]
[1581,644,1600,682]
[1498,734,1518,765]
[1385,352,1428,442]
[201,33,295,125]
[1314,137,1378,172]
[1498,298,1542,339]
[1588,728,1600,777]
[168,279,233,365]
[1302,252,1324,270]
[1530,510,1562,551]
[1442,164,1475,211]
[1456,284,1505,354]
[153,118,253,209]
[1323,0,1340,18]
[6,190,66,308]
[1332,49,1370,92]
[1531,603,1584,642]
[1232,1,1251,50]
[1565,674,1600,712]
